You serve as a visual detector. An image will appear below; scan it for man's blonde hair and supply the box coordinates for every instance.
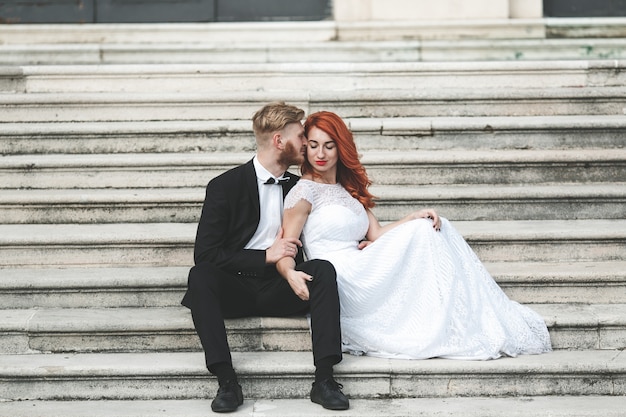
[252,102,305,142]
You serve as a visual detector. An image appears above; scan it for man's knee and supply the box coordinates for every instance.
[303,259,337,285]
[315,259,336,278]
[302,259,337,279]
[188,262,221,292]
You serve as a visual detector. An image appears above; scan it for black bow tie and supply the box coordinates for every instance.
[265,177,290,185]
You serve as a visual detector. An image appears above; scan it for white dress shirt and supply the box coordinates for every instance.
[244,156,286,250]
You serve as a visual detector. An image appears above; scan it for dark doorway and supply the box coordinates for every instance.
[217,0,331,21]
[544,0,626,17]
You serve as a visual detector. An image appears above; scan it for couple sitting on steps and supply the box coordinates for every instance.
[181,102,552,413]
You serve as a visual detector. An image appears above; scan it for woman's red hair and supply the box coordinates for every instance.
[303,111,376,209]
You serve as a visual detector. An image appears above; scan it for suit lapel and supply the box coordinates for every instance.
[282,171,299,199]
[244,159,261,218]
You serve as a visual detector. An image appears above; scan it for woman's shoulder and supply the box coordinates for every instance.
[292,178,339,197]
[285,179,317,209]
[295,178,316,187]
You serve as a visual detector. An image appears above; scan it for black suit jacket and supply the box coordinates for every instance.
[192,158,302,278]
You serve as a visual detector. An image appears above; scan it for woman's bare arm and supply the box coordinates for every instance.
[276,198,313,300]
[365,208,441,242]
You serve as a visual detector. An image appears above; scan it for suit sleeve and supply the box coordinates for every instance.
[193,176,266,276]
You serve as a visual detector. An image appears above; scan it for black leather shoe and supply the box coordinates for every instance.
[211,380,243,413]
[310,378,350,410]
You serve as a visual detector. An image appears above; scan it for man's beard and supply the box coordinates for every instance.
[278,141,304,167]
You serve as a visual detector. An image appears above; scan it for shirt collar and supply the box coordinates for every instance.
[253,155,286,183]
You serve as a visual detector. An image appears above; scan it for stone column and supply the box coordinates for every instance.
[510,0,543,18]
[334,0,545,21]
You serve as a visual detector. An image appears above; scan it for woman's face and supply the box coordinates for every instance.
[306,126,338,178]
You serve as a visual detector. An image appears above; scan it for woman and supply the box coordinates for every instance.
[277,111,551,360]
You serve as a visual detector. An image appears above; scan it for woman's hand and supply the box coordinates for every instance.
[358,240,372,250]
[285,270,313,301]
[412,208,441,231]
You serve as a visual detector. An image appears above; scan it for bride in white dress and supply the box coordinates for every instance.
[277,111,552,360]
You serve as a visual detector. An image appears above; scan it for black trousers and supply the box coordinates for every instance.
[181,259,342,370]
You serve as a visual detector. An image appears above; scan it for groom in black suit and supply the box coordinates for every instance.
[182,102,348,413]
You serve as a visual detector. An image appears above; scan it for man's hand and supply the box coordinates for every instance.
[266,227,302,264]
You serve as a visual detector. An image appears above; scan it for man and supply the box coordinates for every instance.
[181,102,349,413]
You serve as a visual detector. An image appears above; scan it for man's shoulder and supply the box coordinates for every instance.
[284,170,301,182]
[209,160,252,185]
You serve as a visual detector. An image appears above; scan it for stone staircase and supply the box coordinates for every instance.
[0,19,625,416]
[2,18,626,65]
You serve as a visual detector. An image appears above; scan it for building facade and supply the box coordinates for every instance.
[0,0,625,23]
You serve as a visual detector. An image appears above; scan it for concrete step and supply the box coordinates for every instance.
[344,18,626,41]
[1,397,625,417]
[2,261,625,309]
[0,41,424,65]
[2,116,625,155]
[0,88,624,122]
[346,149,626,186]
[0,20,544,46]
[0,266,187,309]
[371,183,626,221]
[2,184,625,224]
[350,115,626,152]
[3,38,626,65]
[2,149,624,189]
[1,303,624,354]
[489,260,626,304]
[419,38,626,62]
[0,220,623,267]
[0,350,624,400]
[4,60,626,94]
[317,87,626,119]
[545,17,626,38]
[0,21,338,45]
[2,18,625,45]
[0,307,302,355]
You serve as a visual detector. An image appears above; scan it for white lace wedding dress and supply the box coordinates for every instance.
[285,179,552,360]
